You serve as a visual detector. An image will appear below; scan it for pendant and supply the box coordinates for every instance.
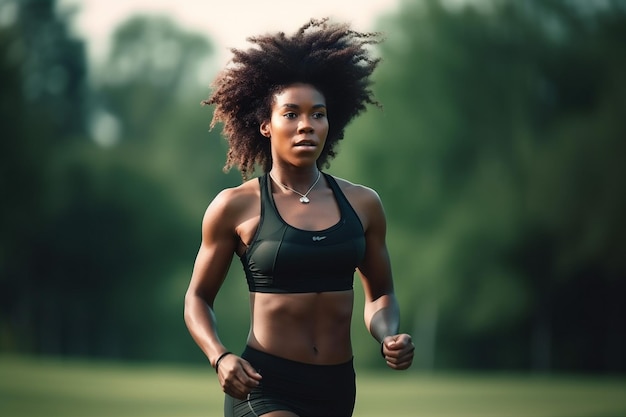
[299,196,310,204]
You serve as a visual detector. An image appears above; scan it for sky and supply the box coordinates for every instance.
[58,0,402,67]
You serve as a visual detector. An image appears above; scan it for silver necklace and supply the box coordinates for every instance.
[269,170,321,204]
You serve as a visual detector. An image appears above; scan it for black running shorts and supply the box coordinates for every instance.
[224,346,356,417]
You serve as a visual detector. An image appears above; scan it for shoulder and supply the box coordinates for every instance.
[331,175,383,208]
[329,175,385,231]
[202,177,261,228]
[212,177,260,208]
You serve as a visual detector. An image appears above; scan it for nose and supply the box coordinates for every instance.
[297,116,314,134]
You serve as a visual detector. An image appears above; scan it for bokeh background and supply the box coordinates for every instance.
[1,0,625,414]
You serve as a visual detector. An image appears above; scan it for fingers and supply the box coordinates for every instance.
[382,334,415,370]
[218,356,262,400]
[241,360,263,381]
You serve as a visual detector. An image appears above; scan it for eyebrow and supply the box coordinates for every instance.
[280,103,326,110]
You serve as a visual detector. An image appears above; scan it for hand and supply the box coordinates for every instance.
[381,334,414,370]
[216,354,262,400]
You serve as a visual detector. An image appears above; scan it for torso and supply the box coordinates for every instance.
[248,291,355,364]
[231,173,366,364]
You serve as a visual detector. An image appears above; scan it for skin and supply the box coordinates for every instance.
[184,84,414,415]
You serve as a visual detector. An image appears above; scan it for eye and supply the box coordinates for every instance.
[312,112,326,119]
[283,112,297,119]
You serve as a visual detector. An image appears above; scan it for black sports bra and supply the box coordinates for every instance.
[239,173,366,293]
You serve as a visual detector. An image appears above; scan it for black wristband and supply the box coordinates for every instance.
[214,351,232,373]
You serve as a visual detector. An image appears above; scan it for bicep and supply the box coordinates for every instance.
[356,189,394,302]
[186,196,238,306]
[188,242,235,306]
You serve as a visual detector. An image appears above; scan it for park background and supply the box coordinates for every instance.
[1,0,625,415]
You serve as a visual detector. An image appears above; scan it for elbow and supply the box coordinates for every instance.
[183,289,201,326]
[183,288,213,325]
[183,291,193,327]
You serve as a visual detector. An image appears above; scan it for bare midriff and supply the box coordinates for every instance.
[247,290,354,365]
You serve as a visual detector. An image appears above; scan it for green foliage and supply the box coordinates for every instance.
[1,0,88,353]
[340,0,626,371]
[0,1,234,361]
[95,15,215,141]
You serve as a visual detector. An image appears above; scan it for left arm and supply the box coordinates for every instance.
[354,185,414,370]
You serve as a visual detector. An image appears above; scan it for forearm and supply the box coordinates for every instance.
[184,292,227,367]
[365,293,400,343]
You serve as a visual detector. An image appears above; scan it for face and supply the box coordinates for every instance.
[260,83,329,168]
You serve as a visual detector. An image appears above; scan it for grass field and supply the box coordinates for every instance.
[1,355,624,417]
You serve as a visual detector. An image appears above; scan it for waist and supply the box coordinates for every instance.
[248,291,354,364]
[242,345,354,370]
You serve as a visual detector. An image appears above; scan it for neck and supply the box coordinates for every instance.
[269,168,320,189]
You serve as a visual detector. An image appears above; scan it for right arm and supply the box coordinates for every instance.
[184,189,261,398]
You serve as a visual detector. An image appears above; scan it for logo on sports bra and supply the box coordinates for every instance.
[312,236,327,241]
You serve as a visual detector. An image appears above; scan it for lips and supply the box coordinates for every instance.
[294,139,317,147]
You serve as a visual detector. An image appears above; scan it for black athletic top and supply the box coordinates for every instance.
[239,173,366,293]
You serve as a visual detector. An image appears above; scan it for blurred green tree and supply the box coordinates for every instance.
[0,0,88,354]
[0,2,233,361]
[338,0,626,372]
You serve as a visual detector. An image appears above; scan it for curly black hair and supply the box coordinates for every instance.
[203,18,383,180]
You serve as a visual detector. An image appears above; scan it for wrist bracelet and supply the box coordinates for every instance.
[214,351,232,373]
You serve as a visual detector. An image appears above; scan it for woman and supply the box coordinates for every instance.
[184,18,414,417]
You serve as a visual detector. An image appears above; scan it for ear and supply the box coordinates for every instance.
[260,121,271,138]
